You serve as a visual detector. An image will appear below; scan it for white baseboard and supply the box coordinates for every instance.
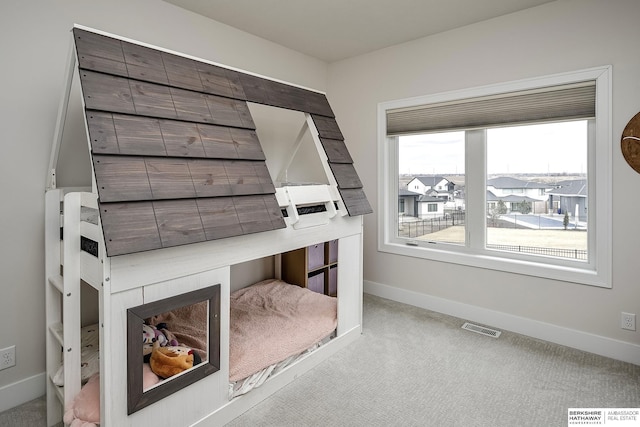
[0,372,45,413]
[364,280,640,366]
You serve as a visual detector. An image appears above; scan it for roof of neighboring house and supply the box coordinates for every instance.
[410,175,448,186]
[487,176,550,189]
[399,188,420,197]
[501,195,540,203]
[548,179,587,197]
[486,191,538,203]
[417,195,445,202]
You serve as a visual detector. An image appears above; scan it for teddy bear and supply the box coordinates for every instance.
[149,341,195,379]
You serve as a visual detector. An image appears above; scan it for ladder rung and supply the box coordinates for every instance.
[48,275,63,293]
[49,374,64,404]
[49,322,64,346]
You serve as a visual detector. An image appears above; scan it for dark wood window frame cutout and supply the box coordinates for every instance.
[126,285,221,414]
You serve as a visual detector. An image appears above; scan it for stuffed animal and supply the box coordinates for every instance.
[149,341,195,379]
[142,323,178,361]
[63,374,100,427]
[142,324,160,357]
[64,365,161,426]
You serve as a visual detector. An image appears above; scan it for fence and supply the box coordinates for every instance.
[488,213,586,230]
[398,212,587,261]
[398,212,465,238]
[486,244,587,260]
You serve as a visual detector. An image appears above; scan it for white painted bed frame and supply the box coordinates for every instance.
[45,28,364,427]
[45,188,363,426]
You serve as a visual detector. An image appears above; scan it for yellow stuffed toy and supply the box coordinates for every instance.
[149,341,194,379]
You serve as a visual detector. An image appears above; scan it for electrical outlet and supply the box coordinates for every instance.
[621,312,636,331]
[0,346,16,370]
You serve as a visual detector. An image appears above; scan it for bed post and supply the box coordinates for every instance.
[46,30,77,191]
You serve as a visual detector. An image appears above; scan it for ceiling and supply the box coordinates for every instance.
[163,0,555,62]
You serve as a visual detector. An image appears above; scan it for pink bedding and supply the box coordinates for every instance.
[229,279,337,382]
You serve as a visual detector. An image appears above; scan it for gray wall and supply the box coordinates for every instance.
[0,0,327,402]
[327,0,640,346]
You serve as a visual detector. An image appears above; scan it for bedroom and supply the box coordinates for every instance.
[0,0,639,425]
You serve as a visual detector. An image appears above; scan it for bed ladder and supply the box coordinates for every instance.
[45,189,83,426]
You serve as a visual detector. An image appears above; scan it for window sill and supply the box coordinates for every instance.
[378,240,611,288]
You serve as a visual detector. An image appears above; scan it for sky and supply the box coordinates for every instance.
[398,120,588,175]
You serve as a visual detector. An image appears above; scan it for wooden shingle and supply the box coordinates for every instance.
[319,138,353,164]
[92,155,153,202]
[112,115,167,156]
[189,160,232,198]
[197,197,244,240]
[154,199,207,248]
[100,202,163,256]
[328,163,363,189]
[337,189,373,217]
[311,115,344,140]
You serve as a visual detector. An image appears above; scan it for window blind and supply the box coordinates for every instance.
[386,81,596,136]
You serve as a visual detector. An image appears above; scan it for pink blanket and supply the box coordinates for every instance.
[229,279,337,382]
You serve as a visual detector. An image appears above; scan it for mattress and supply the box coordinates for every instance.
[229,337,332,399]
[228,279,337,398]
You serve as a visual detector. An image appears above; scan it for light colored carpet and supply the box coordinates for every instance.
[226,294,640,427]
[0,395,48,427]
[1,294,638,426]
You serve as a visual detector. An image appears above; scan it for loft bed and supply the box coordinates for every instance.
[44,25,371,427]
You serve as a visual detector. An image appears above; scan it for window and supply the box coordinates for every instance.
[378,67,611,287]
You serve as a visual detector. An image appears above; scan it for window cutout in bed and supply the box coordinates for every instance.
[248,102,329,187]
[126,285,220,414]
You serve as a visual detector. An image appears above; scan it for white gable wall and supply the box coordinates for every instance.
[417,200,444,219]
[327,0,640,361]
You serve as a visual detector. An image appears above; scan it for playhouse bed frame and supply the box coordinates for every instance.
[44,25,370,426]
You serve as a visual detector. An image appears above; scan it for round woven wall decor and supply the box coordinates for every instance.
[621,112,640,174]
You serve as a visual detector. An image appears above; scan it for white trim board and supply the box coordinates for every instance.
[364,280,640,366]
[0,373,45,413]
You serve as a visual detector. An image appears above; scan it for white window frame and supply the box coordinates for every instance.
[377,66,612,288]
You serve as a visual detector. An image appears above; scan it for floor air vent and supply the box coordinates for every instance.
[461,322,502,338]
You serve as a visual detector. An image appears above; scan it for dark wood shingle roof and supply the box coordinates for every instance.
[73,27,371,256]
[312,114,372,216]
